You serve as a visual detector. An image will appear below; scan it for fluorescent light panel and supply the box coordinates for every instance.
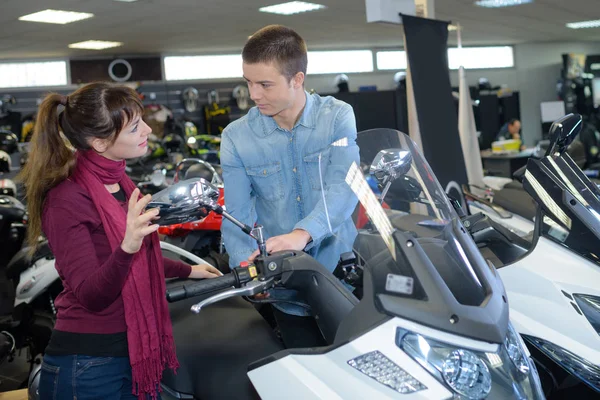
[18,9,94,24]
[475,0,533,7]
[566,19,600,29]
[0,61,68,89]
[69,40,123,50]
[259,1,326,15]
[113,0,139,2]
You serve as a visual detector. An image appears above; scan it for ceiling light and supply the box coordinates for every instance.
[259,1,326,15]
[566,19,600,29]
[18,9,94,24]
[113,0,139,2]
[474,0,533,8]
[448,24,458,31]
[68,40,124,50]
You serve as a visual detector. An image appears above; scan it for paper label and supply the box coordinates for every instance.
[385,273,414,295]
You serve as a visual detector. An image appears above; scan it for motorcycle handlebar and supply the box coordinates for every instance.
[166,273,238,302]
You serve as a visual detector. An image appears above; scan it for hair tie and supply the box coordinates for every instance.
[59,95,68,106]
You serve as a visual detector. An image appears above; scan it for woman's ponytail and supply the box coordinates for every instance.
[18,93,76,254]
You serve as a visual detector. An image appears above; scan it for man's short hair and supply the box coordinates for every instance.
[242,25,308,81]
[508,118,520,125]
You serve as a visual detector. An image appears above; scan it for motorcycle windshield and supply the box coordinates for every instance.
[530,150,600,264]
[347,129,493,308]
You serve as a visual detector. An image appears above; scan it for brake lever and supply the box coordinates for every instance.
[190,278,274,313]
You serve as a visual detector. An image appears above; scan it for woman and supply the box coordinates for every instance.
[19,82,221,399]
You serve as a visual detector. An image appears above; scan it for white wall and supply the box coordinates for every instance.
[307,41,600,147]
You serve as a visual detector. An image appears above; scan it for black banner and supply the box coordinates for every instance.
[402,14,468,188]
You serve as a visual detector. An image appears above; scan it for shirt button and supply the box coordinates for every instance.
[297,196,301,202]
[289,138,293,142]
[263,170,267,175]
[293,167,297,173]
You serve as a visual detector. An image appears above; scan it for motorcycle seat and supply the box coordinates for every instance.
[163,281,285,400]
[493,183,537,221]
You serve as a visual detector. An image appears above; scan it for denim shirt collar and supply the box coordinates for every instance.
[255,90,315,137]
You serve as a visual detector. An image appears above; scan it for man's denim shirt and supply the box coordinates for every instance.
[220,92,359,315]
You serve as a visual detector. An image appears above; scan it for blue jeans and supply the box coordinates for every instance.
[39,354,161,400]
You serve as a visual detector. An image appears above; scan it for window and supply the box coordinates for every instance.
[447,46,514,69]
[376,51,408,70]
[376,46,514,71]
[307,50,374,74]
[164,50,374,80]
[0,61,68,88]
[163,55,243,81]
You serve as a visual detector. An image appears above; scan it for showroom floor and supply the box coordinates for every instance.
[0,352,29,392]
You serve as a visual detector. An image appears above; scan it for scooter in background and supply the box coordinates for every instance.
[460,114,600,398]
[461,137,593,239]
[0,196,58,382]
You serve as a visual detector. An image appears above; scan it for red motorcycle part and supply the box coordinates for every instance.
[158,188,224,236]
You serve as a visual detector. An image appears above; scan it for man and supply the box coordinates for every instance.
[220,25,359,347]
[496,118,521,142]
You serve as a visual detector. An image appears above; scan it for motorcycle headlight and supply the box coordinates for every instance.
[348,350,426,394]
[442,349,492,399]
[505,323,530,374]
[573,294,600,336]
[523,335,600,393]
[398,323,545,399]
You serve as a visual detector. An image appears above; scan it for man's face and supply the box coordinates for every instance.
[243,61,300,117]
[509,120,521,135]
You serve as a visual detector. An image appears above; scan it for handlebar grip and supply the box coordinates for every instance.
[166,273,238,302]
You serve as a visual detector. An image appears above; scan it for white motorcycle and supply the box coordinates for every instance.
[148,130,544,399]
[457,114,600,398]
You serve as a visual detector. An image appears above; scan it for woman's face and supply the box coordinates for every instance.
[96,114,151,161]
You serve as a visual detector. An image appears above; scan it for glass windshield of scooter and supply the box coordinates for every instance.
[532,150,600,265]
[342,130,491,307]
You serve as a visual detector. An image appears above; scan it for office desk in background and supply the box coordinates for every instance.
[480,149,533,178]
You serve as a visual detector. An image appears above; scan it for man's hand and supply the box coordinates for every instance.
[248,229,312,261]
[188,264,223,279]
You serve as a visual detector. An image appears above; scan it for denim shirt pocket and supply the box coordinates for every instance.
[246,162,284,202]
[303,147,331,190]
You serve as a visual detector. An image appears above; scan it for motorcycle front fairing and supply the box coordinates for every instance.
[248,130,544,399]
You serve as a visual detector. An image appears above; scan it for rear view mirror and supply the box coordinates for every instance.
[370,149,413,202]
[147,178,219,226]
[546,113,582,157]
